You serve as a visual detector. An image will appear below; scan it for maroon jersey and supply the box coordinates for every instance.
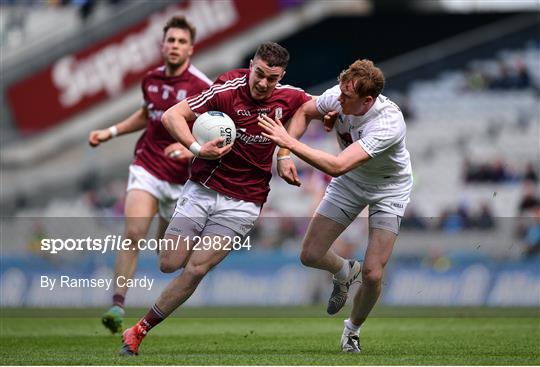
[133,64,212,184]
[187,68,311,203]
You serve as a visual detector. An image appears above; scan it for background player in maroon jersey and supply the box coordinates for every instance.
[88,16,212,334]
[118,42,312,356]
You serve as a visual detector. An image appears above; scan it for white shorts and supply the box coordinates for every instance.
[127,164,185,220]
[316,175,411,234]
[166,180,261,238]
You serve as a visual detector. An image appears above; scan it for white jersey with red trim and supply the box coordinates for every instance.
[316,85,412,186]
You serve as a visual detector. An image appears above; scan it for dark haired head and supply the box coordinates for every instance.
[163,15,196,44]
[253,42,290,69]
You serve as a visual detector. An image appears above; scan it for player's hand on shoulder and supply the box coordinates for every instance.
[199,137,233,160]
[277,157,301,186]
[88,129,112,147]
[323,110,339,132]
[164,142,192,161]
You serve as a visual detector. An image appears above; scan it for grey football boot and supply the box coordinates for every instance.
[327,260,362,315]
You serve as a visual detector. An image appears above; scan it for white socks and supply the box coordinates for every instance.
[344,318,360,334]
[334,258,350,281]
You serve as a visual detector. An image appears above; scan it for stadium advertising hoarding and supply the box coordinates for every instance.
[3,251,539,307]
[6,0,284,133]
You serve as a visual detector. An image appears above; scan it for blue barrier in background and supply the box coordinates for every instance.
[1,251,539,306]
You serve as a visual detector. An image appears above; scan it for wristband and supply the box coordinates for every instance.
[189,141,202,156]
[277,155,291,161]
[109,126,118,138]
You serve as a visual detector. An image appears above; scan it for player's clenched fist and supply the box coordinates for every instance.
[323,110,339,132]
[88,129,113,147]
[199,137,233,160]
[163,142,193,161]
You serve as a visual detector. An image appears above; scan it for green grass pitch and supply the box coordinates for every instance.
[1,306,539,365]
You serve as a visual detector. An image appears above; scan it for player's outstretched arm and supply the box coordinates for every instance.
[259,114,371,177]
[162,100,232,160]
[88,108,147,147]
[276,98,324,186]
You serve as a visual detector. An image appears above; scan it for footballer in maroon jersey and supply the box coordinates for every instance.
[134,64,211,185]
[88,16,211,335]
[118,42,312,356]
[185,68,311,203]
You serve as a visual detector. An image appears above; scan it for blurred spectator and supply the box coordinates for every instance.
[514,58,531,89]
[489,61,513,89]
[463,158,536,184]
[490,158,511,182]
[473,202,495,230]
[439,203,471,233]
[438,200,499,232]
[15,194,29,211]
[523,162,538,183]
[516,182,540,240]
[75,0,96,21]
[489,59,532,90]
[401,206,427,230]
[464,65,488,91]
[523,206,540,258]
[518,182,540,214]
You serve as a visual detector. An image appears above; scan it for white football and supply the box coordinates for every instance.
[192,111,236,147]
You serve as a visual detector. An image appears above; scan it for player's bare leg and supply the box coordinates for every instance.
[301,214,347,272]
[156,216,170,243]
[341,227,396,353]
[157,239,230,313]
[158,232,193,273]
[300,213,363,315]
[102,189,158,334]
[120,235,231,355]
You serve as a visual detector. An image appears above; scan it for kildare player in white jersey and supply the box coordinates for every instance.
[258,59,412,353]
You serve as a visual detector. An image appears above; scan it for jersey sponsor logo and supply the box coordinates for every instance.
[236,128,272,145]
[275,107,282,120]
[391,202,404,208]
[161,85,174,99]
